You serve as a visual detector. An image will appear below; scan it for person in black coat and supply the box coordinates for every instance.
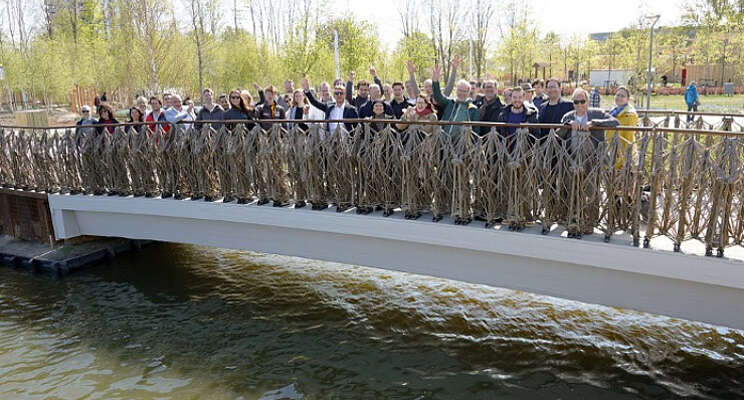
[255,85,287,130]
[302,78,359,132]
[477,79,504,135]
[195,88,224,130]
[537,78,574,140]
[223,89,257,130]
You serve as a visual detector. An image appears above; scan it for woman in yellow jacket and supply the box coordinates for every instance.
[606,86,638,168]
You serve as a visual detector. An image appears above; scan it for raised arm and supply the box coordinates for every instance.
[346,71,355,104]
[443,55,461,97]
[302,78,329,113]
[406,60,420,97]
[370,66,383,89]
[431,64,449,107]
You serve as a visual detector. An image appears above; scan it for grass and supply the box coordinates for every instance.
[600,94,744,113]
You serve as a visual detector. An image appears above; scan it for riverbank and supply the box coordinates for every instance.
[0,235,151,275]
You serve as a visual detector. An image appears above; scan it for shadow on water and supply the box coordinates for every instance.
[0,242,743,399]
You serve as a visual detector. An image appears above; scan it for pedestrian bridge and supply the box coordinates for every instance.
[2,115,744,330]
[48,193,744,330]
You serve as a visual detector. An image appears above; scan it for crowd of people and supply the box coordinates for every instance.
[78,58,640,147]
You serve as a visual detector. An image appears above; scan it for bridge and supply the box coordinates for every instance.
[2,113,744,329]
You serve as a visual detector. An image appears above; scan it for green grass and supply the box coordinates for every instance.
[600,94,744,113]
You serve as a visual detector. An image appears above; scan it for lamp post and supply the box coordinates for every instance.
[645,15,660,111]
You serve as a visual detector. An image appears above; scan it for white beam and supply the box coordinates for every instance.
[48,194,744,330]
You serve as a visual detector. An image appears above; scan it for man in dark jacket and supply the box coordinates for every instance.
[477,79,504,135]
[388,82,412,118]
[346,67,382,110]
[195,88,224,130]
[256,85,286,129]
[302,78,359,132]
[497,87,538,150]
[538,78,574,139]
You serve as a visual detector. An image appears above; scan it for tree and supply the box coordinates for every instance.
[470,0,494,79]
[316,17,381,79]
[428,0,465,80]
[656,26,691,83]
[186,0,220,96]
[390,31,436,82]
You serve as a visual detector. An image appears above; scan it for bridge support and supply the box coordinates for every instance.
[48,194,744,330]
[0,188,55,245]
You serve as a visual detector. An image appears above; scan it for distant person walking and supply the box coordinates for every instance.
[589,86,601,108]
[685,81,699,123]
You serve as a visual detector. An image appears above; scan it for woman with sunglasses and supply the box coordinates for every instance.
[223,89,257,130]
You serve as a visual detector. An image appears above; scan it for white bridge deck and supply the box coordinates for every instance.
[49,194,744,330]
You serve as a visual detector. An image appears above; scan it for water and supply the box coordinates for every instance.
[0,243,742,399]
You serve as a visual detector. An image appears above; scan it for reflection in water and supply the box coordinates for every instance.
[0,243,742,399]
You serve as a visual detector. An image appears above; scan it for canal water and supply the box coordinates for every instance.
[0,243,742,399]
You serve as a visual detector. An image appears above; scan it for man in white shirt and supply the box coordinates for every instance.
[302,78,359,132]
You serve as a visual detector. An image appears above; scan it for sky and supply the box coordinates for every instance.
[304,0,689,50]
[4,0,689,50]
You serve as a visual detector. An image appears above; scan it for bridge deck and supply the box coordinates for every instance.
[49,193,744,330]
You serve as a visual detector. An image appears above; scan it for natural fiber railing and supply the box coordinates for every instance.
[0,116,742,257]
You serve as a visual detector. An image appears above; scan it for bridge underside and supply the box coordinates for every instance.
[49,194,744,330]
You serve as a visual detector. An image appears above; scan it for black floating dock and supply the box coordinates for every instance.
[0,235,152,276]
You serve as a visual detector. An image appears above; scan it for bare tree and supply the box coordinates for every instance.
[470,0,494,79]
[129,0,171,92]
[399,0,420,38]
[428,0,465,79]
[188,0,206,96]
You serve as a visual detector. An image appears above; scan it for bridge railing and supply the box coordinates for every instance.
[638,110,744,132]
[0,118,742,257]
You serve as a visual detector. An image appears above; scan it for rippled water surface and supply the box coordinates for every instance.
[0,243,742,399]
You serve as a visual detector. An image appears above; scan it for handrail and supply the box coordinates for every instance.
[2,118,743,256]
[641,110,744,118]
[1,119,742,137]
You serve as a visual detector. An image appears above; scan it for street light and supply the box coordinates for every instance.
[645,15,661,111]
